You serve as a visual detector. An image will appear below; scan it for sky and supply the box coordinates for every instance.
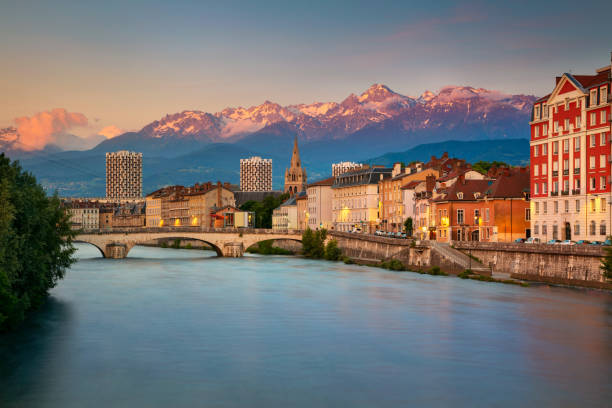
[1,0,611,144]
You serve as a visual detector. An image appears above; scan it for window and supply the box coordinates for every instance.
[563,139,569,153]
[542,164,547,175]
[525,208,531,221]
[554,201,558,214]
[553,181,558,193]
[552,224,558,240]
[543,182,548,194]
[534,145,539,157]
[591,177,596,190]
[602,133,607,146]
[601,155,607,168]
[602,198,607,213]
[574,223,580,236]
[553,141,558,154]
[591,112,596,126]
[563,159,569,170]
[457,209,464,224]
[534,183,539,194]
[574,157,580,170]
[542,144,548,155]
[590,221,596,235]
[534,126,539,138]
[563,179,569,192]
[602,87,608,104]
[591,198,596,212]
[601,176,607,190]
[534,105,540,119]
[565,99,570,111]
[591,90,597,106]
[575,136,580,151]
[534,165,539,177]
[602,111,607,124]
[485,208,490,222]
[535,202,539,214]
[534,223,539,235]
[590,156,596,169]
[543,202,548,214]
[601,222,607,236]
[543,123,548,135]
[544,105,549,118]
[564,118,569,131]
[542,223,547,235]
[554,121,559,132]
[576,116,581,128]
[591,134,596,147]
[564,200,569,213]
[553,161,559,172]
[576,199,580,212]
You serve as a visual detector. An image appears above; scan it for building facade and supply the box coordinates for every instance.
[530,57,611,241]
[106,151,143,199]
[66,203,99,230]
[296,192,308,230]
[332,166,392,233]
[332,161,364,177]
[284,137,307,195]
[240,156,273,192]
[272,197,298,230]
[307,177,334,230]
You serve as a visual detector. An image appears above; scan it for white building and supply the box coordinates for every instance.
[306,177,334,230]
[332,161,364,177]
[272,197,298,231]
[240,156,273,192]
[106,151,142,199]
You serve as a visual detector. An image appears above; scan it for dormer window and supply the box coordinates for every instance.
[474,192,481,199]
[602,86,608,104]
[534,105,540,120]
[457,192,463,199]
[590,89,597,106]
[543,105,549,118]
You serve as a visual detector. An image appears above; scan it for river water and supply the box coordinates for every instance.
[1,244,611,407]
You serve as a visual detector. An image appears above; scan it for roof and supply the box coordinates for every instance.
[307,176,335,187]
[280,197,297,207]
[332,166,392,188]
[434,179,493,202]
[295,191,308,200]
[401,180,423,190]
[484,168,530,198]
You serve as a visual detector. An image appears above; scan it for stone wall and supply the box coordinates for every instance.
[452,241,612,289]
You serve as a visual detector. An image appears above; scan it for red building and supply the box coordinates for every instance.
[530,55,611,241]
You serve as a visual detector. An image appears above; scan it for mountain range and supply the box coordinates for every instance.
[1,84,536,196]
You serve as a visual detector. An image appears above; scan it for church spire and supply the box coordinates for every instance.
[284,136,307,196]
[291,136,301,168]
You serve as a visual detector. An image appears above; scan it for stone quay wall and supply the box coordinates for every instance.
[452,241,612,290]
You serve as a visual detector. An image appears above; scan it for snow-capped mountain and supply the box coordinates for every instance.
[119,84,535,147]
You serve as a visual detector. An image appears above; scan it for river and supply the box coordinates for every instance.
[1,244,611,407]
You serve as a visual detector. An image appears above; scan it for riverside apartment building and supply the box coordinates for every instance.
[530,55,611,241]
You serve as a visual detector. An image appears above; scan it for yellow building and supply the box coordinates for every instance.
[332,166,392,233]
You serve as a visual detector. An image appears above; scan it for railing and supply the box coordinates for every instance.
[574,168,580,174]
[563,170,569,175]
[550,191,559,196]
[552,170,558,176]
[572,189,581,195]
[79,226,302,235]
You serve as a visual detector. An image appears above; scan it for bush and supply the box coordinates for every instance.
[160,241,168,248]
[302,228,327,259]
[380,259,406,271]
[172,239,181,249]
[324,239,342,261]
[0,153,75,331]
[458,269,473,279]
[343,256,354,265]
[247,240,293,255]
[427,266,448,276]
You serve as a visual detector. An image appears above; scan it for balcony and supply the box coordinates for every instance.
[572,189,581,195]
[574,168,580,174]
[550,191,559,196]
[561,190,569,196]
[563,170,569,176]
[552,170,559,176]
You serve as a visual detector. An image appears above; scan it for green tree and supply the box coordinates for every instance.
[301,228,327,258]
[0,153,75,331]
[404,217,413,236]
[324,239,342,261]
[600,246,612,280]
[472,160,510,175]
[240,193,290,228]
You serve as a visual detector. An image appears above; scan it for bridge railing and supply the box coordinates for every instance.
[79,227,303,235]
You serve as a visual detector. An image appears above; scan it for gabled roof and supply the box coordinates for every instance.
[484,168,530,198]
[433,179,493,202]
[401,180,423,190]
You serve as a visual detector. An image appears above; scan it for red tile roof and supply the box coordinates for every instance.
[307,176,335,187]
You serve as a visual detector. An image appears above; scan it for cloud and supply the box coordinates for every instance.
[98,125,124,139]
[14,108,88,150]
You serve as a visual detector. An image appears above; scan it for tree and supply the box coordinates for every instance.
[404,217,413,236]
[0,153,75,331]
[240,193,290,228]
[600,245,612,280]
[301,227,327,259]
[324,239,342,261]
[472,160,510,175]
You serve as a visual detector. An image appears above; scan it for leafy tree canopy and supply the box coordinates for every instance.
[471,160,510,175]
[0,153,75,331]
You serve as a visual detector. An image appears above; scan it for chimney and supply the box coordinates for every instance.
[425,174,436,192]
[392,162,402,177]
[216,181,222,208]
[458,173,466,185]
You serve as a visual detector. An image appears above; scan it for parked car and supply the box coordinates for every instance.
[514,238,526,243]
[547,239,562,245]
[394,232,403,238]
[400,233,407,239]
[576,240,591,245]
[525,237,541,244]
[590,241,603,245]
[560,240,576,245]
[375,230,383,236]
[603,239,612,246]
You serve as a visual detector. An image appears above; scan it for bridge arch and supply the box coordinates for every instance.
[73,240,107,258]
[157,237,223,257]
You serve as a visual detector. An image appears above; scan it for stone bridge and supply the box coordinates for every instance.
[75,227,302,258]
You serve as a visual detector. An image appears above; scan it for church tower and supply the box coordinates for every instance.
[284,137,307,195]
